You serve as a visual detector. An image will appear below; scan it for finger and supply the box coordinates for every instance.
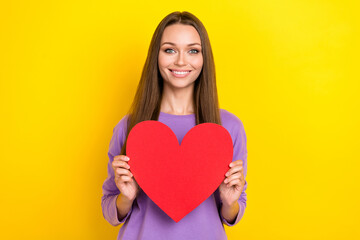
[115,168,133,177]
[120,175,133,182]
[112,160,130,170]
[113,155,130,162]
[227,178,241,188]
[224,173,241,184]
[225,165,243,177]
[229,159,243,168]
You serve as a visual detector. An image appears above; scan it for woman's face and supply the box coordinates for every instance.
[158,23,203,91]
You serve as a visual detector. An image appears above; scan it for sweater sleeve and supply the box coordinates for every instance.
[220,117,248,226]
[101,116,133,226]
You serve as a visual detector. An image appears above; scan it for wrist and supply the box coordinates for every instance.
[221,200,238,209]
[116,193,134,222]
[221,201,240,224]
[117,193,135,205]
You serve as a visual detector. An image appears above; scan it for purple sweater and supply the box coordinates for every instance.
[101,109,248,240]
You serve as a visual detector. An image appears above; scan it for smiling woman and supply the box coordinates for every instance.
[158,24,204,102]
[101,11,248,240]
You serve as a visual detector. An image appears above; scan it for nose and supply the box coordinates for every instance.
[174,51,186,66]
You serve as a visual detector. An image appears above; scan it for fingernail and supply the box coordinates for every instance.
[125,156,130,161]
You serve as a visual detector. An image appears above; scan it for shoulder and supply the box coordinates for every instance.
[219,109,245,132]
[113,114,128,131]
[219,109,246,146]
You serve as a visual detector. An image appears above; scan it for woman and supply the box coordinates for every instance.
[101,11,247,239]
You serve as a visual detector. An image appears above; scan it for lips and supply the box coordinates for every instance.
[168,69,192,78]
[169,69,191,78]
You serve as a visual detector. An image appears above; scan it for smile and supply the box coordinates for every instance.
[169,69,192,78]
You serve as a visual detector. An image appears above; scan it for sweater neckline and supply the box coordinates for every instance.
[159,111,195,118]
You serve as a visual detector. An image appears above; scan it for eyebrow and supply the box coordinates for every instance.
[161,42,201,46]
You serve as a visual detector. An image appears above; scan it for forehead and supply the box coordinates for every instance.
[160,24,201,45]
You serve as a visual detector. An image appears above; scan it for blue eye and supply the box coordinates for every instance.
[164,48,200,54]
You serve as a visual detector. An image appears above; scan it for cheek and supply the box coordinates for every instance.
[193,56,203,70]
[158,53,172,69]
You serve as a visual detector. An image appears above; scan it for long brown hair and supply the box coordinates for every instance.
[120,11,221,155]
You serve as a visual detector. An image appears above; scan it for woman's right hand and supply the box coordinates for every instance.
[112,155,139,202]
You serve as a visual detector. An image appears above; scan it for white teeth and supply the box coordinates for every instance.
[173,71,190,75]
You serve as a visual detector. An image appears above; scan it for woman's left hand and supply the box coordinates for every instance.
[219,159,245,206]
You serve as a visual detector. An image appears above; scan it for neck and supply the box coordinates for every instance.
[160,84,195,115]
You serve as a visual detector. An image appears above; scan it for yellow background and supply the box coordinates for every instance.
[1,0,359,239]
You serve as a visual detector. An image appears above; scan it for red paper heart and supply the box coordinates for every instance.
[126,120,233,222]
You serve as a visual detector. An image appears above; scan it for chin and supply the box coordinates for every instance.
[165,81,195,90]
